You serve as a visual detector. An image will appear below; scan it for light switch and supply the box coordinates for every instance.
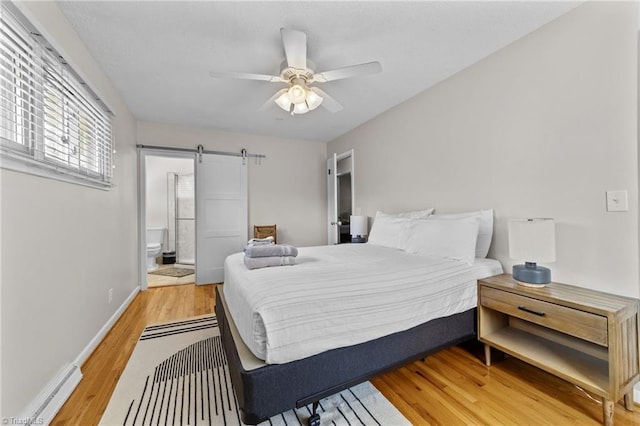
[606,190,628,212]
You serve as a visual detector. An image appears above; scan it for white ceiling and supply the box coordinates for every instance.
[56,1,580,143]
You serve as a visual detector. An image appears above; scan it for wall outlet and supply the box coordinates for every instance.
[108,288,113,304]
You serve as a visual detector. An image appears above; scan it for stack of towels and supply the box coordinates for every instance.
[244,236,299,270]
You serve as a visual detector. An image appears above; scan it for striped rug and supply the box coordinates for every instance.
[99,316,410,426]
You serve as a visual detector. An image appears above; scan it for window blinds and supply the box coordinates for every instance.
[0,4,113,188]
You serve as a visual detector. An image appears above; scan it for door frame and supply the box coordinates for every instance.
[137,148,196,290]
[327,149,355,244]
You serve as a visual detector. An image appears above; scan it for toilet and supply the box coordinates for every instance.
[146,227,165,271]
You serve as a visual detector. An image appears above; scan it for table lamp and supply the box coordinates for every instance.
[508,218,556,287]
[350,215,368,243]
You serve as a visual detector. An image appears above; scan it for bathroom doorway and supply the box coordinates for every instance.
[144,154,195,288]
[138,145,254,289]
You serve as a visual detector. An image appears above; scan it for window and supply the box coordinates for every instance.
[0,3,113,188]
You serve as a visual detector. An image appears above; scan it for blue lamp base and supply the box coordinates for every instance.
[513,262,551,287]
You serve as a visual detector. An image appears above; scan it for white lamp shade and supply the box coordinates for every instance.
[306,90,323,110]
[293,102,309,114]
[508,218,556,263]
[275,92,291,111]
[350,215,368,236]
[287,84,307,104]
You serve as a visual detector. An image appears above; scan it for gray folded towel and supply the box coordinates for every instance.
[244,255,296,270]
[244,244,298,258]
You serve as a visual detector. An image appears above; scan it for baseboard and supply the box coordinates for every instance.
[18,363,82,425]
[75,286,140,365]
[18,285,140,424]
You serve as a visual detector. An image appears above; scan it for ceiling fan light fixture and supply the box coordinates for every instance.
[306,90,323,110]
[210,28,382,116]
[275,92,292,111]
[287,83,307,104]
[293,102,310,115]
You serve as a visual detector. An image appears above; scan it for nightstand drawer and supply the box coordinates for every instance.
[480,286,608,347]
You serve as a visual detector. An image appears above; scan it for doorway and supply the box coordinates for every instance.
[327,150,355,245]
[144,154,196,288]
[138,146,250,289]
[337,169,352,243]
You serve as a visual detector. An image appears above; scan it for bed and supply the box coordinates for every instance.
[216,242,503,424]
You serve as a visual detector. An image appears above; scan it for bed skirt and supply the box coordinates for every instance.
[215,286,477,424]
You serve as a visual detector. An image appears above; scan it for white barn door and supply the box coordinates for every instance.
[195,154,247,284]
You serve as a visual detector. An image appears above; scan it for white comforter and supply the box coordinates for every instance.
[223,243,503,364]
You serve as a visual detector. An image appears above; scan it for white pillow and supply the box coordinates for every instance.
[368,209,435,249]
[370,209,435,221]
[428,209,494,258]
[391,208,434,219]
[367,213,412,249]
[402,218,479,265]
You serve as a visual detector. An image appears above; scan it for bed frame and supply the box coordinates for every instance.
[215,286,478,425]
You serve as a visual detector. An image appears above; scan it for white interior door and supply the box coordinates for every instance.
[327,153,338,245]
[195,154,247,284]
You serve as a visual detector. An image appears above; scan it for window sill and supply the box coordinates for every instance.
[1,154,111,190]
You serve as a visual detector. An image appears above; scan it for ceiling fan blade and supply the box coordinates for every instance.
[310,87,342,113]
[280,28,307,70]
[313,61,382,83]
[209,71,283,83]
[259,88,288,111]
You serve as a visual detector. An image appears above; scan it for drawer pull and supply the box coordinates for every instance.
[518,305,546,317]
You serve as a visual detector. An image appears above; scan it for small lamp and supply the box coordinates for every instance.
[350,215,368,243]
[508,218,556,287]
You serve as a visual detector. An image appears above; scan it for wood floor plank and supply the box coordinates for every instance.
[51,284,215,426]
[53,284,640,425]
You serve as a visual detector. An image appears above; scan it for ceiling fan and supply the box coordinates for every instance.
[209,28,382,115]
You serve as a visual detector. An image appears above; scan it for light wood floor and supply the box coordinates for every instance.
[53,284,640,425]
[52,283,215,426]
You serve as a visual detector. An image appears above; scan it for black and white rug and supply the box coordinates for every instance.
[100,316,410,425]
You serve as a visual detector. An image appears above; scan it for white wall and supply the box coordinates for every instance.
[0,1,139,417]
[137,122,327,247]
[328,1,639,297]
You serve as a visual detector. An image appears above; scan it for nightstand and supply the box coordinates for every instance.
[478,274,640,426]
